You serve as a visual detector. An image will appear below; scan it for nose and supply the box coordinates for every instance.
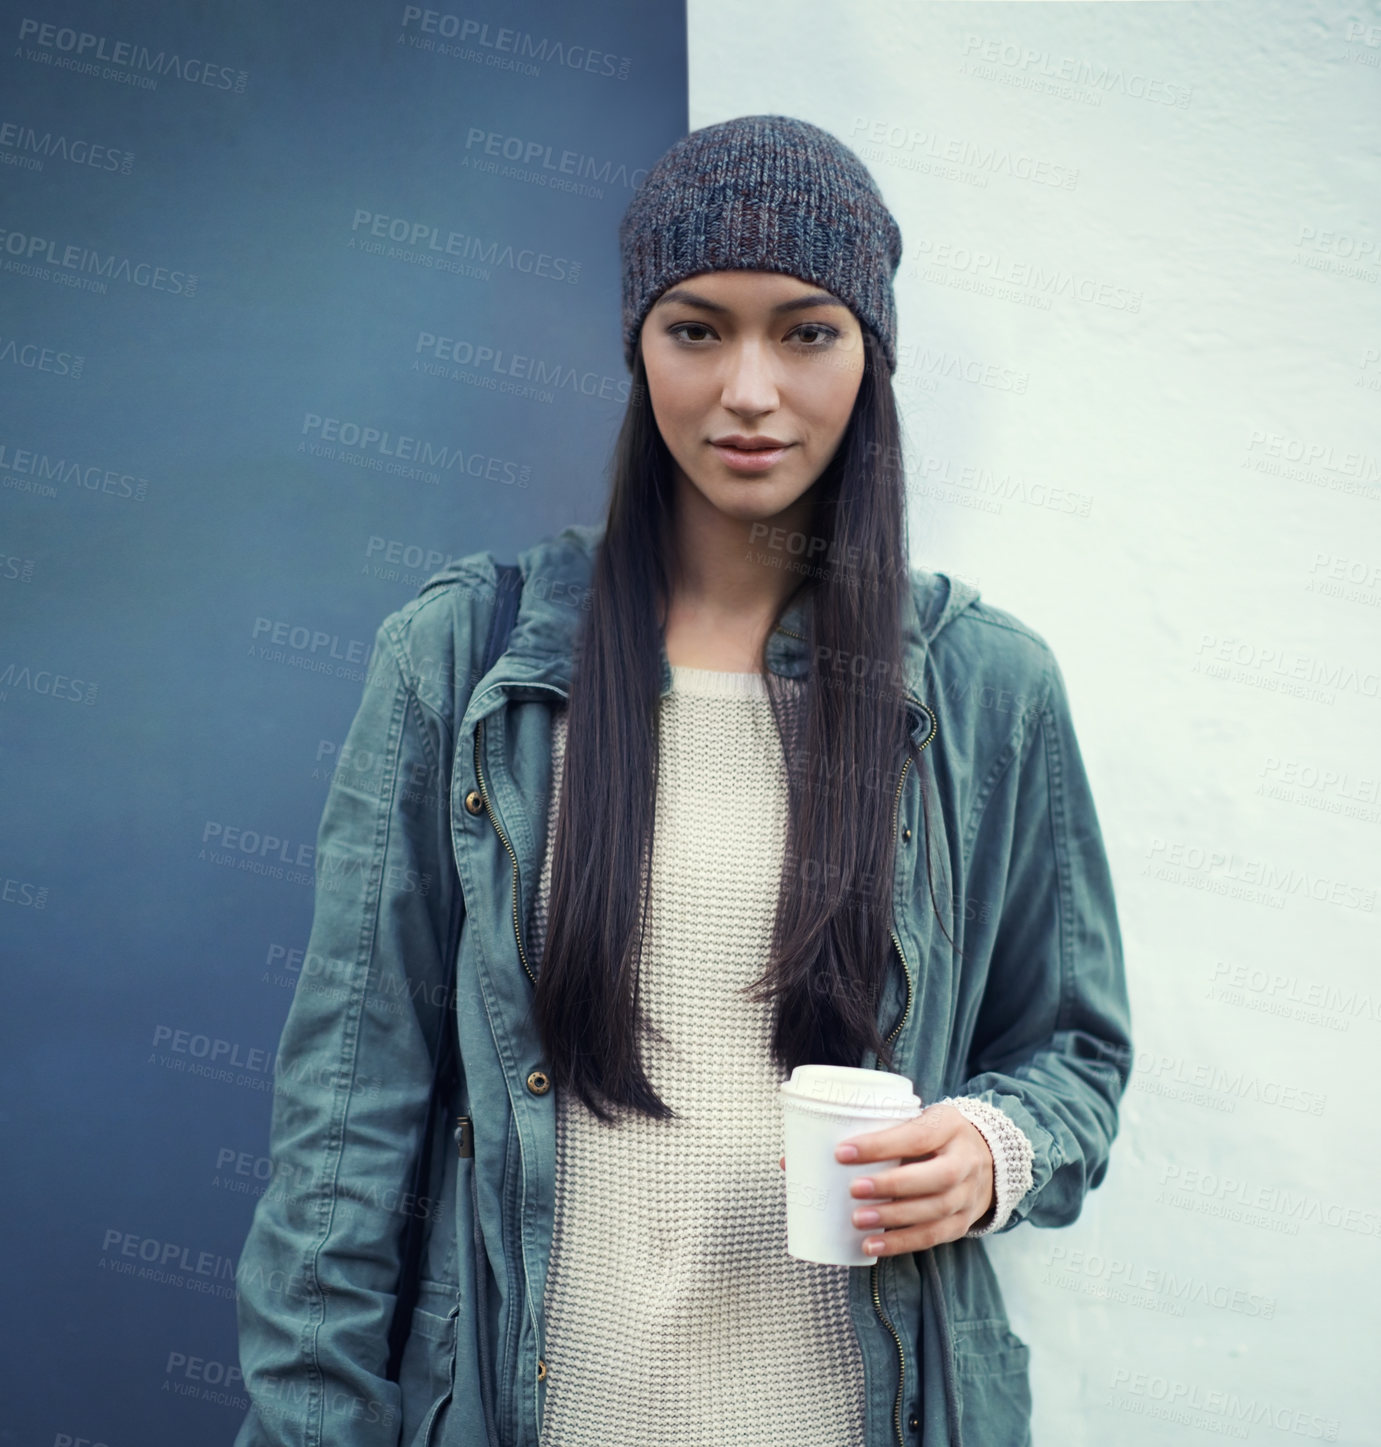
[719,337,779,419]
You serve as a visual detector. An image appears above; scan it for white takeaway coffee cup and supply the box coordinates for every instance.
[779,1064,923,1266]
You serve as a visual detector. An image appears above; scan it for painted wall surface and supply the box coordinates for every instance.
[689,1,1379,1442]
[0,2,685,1438]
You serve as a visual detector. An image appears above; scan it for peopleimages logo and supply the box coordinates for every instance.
[895,342,1029,394]
[298,412,529,487]
[0,334,84,376]
[1144,834,1376,912]
[1194,632,1380,704]
[15,18,248,92]
[911,237,1142,312]
[397,6,631,81]
[348,208,580,283]
[0,661,98,705]
[413,330,629,405]
[246,615,376,687]
[0,119,134,174]
[462,127,647,191]
[1106,1368,1339,1442]
[959,33,1192,108]
[851,116,1080,191]
[0,440,149,501]
[0,224,197,296]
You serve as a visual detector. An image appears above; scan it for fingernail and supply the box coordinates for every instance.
[854,1209,880,1226]
[836,1144,859,1162]
[853,1178,875,1196]
[864,1238,884,1254]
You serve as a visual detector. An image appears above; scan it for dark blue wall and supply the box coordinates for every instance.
[0,2,685,1436]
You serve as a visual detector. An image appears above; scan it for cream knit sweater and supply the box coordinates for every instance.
[527,665,1033,1447]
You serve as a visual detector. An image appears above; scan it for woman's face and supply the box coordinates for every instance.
[639,269,866,531]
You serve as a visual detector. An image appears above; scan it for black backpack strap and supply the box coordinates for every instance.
[480,562,523,686]
[387,560,523,1376]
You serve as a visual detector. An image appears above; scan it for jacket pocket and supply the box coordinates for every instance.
[953,1317,1033,1447]
[398,1278,460,1447]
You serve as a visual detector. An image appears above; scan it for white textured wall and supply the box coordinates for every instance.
[689,2,1380,1442]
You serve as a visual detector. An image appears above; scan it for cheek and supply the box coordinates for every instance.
[645,353,689,422]
[806,373,864,442]
[804,399,856,448]
[650,390,693,448]
[645,362,702,446]
[642,360,681,433]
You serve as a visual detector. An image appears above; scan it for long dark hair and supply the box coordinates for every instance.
[533,324,957,1124]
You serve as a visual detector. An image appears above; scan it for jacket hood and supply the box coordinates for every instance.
[473,520,982,707]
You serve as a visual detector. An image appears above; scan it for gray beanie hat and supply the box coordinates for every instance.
[619,114,904,374]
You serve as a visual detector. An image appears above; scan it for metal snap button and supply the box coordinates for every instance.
[526,1070,550,1095]
[464,789,484,815]
[902,826,912,842]
[908,1413,919,1431]
[537,1357,547,1381]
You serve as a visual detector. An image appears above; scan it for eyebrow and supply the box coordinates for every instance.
[652,285,846,314]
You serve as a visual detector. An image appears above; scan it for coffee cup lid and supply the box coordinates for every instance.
[779,1064,920,1114]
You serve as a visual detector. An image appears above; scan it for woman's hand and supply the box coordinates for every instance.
[777,1103,995,1255]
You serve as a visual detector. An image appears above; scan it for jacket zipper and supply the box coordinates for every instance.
[873,692,938,1447]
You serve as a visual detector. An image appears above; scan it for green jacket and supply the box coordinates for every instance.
[233,520,1133,1447]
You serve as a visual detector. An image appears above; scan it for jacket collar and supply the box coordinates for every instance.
[458,520,980,734]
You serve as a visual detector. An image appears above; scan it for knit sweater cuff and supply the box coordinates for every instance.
[933,1096,1035,1237]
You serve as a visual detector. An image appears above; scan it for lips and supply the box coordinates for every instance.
[711,438,793,473]
[713,435,789,451]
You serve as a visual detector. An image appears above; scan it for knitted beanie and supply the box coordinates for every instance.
[619,114,904,374]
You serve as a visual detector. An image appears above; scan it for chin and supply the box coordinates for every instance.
[676,458,816,519]
[718,492,812,525]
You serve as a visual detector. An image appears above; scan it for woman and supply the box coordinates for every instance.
[232,115,1133,1447]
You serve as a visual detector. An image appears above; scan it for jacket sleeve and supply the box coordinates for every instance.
[950,651,1133,1234]
[232,616,460,1446]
